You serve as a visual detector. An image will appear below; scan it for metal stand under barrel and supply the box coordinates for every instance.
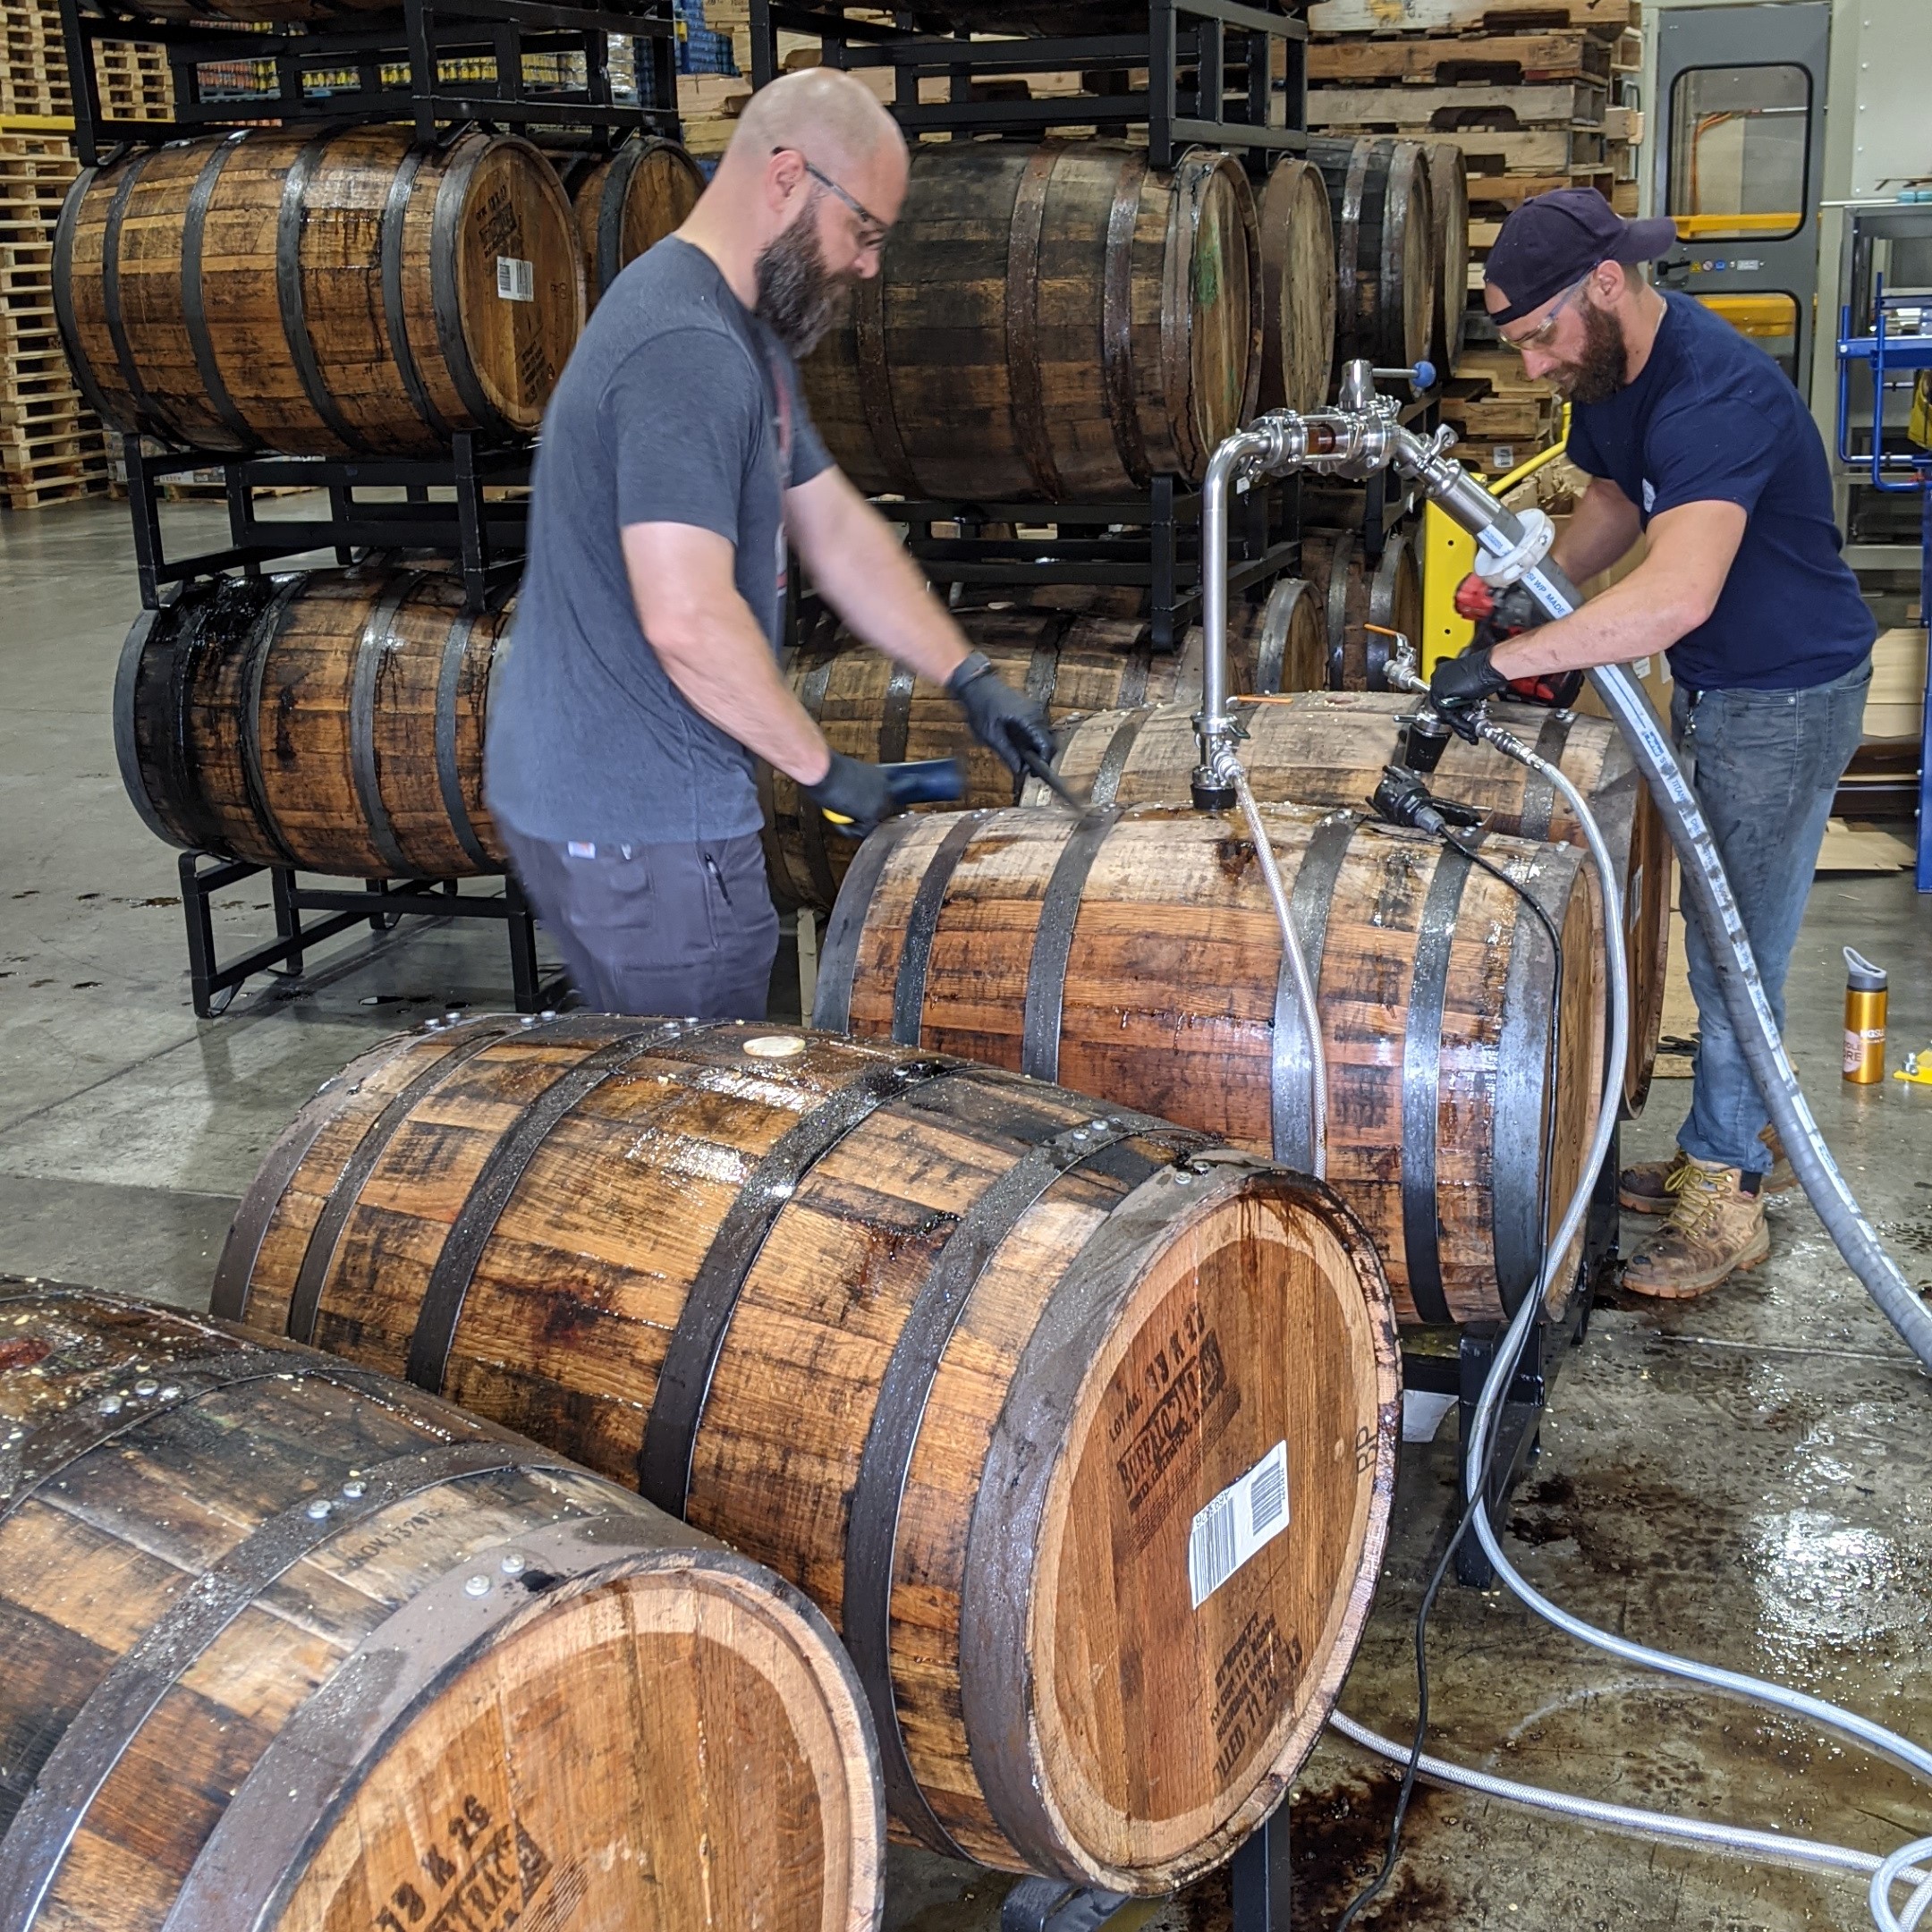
[1399,1123,1618,1589]
[1001,1804,1292,1930]
[177,852,563,1019]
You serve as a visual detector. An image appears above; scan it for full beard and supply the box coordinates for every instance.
[1548,297,1629,403]
[754,198,842,358]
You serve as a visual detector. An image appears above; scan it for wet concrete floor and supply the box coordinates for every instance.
[3,496,1928,1929]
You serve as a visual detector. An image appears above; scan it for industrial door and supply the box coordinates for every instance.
[1653,0,1830,394]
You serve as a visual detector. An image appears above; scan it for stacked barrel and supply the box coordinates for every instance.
[64,0,710,895]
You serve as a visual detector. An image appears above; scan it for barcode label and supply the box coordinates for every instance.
[1187,1441,1290,1609]
[496,256,534,302]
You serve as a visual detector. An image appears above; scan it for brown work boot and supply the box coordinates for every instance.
[1621,1157,1770,1300]
[1621,1127,1797,1215]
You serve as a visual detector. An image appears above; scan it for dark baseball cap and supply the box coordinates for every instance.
[1485,188,1677,325]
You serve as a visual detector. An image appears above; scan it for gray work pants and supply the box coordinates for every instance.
[501,826,779,1021]
[1672,655,1870,1173]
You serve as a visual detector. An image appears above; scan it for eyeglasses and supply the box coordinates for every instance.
[773,148,890,251]
[1499,274,1591,355]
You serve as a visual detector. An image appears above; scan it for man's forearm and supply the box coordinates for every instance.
[795,483,971,686]
[656,595,833,784]
[1492,561,1694,679]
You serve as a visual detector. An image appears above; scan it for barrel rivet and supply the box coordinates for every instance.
[97,1394,123,1415]
[500,1552,527,1575]
[342,1479,366,1499]
[521,1014,537,1026]
[539,1009,558,1021]
[134,1379,158,1396]
[464,1573,492,1597]
[306,1498,332,1520]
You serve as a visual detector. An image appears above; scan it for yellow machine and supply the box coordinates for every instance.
[1420,413,1573,674]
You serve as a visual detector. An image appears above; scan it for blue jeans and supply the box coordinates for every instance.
[1672,657,1870,1173]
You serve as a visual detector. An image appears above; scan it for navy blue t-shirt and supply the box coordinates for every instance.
[1564,292,1873,692]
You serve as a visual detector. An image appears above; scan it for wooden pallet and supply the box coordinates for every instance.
[1308,0,1638,33]
[1306,79,1606,129]
[1463,166,1613,208]
[1440,377,1560,441]
[1309,29,1612,83]
[1317,123,1605,170]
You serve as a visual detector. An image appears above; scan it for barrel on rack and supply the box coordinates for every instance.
[1257,157,1337,414]
[56,126,583,457]
[1421,141,1470,378]
[115,566,513,879]
[1307,136,1436,374]
[764,590,1321,911]
[0,1280,884,1932]
[1299,526,1424,689]
[802,140,1259,499]
[217,1019,1399,1891]
[815,806,1606,1326]
[558,136,705,307]
[1035,690,1672,1114]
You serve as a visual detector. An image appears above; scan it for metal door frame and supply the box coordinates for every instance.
[1653,1,1831,396]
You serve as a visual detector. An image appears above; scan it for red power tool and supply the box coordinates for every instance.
[1453,573,1582,708]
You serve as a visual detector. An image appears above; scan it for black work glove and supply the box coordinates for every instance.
[801,750,894,838]
[1428,642,1510,741]
[947,650,1056,778]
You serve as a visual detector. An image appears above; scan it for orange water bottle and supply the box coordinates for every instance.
[1843,948,1887,1084]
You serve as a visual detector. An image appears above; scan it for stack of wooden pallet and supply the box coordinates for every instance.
[1306,0,1641,471]
[3,0,71,118]
[1308,0,1640,241]
[0,133,113,509]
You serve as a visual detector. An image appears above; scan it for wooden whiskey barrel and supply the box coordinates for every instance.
[563,135,705,307]
[55,125,582,457]
[0,1279,884,1932]
[1299,526,1424,689]
[1257,157,1337,414]
[816,806,1606,1326]
[764,595,1319,911]
[1033,690,1672,1114]
[1307,136,1435,373]
[1421,141,1470,378]
[801,140,1259,500]
[114,566,513,879]
[216,1018,1399,1890]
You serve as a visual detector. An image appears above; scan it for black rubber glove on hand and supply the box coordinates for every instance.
[947,650,1056,778]
[801,750,895,838]
[1428,642,1511,740]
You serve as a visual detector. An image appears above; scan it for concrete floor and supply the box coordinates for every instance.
[4,493,1930,1931]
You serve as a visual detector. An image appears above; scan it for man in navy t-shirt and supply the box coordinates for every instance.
[1430,190,1874,1300]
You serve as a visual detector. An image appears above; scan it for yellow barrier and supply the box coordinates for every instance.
[0,114,76,132]
[1672,211,1802,237]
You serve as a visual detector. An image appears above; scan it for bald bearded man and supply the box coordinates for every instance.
[486,71,1054,1019]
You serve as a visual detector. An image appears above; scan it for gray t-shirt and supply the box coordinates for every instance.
[485,236,832,845]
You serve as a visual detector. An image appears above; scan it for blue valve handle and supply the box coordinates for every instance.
[1373,360,1436,391]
